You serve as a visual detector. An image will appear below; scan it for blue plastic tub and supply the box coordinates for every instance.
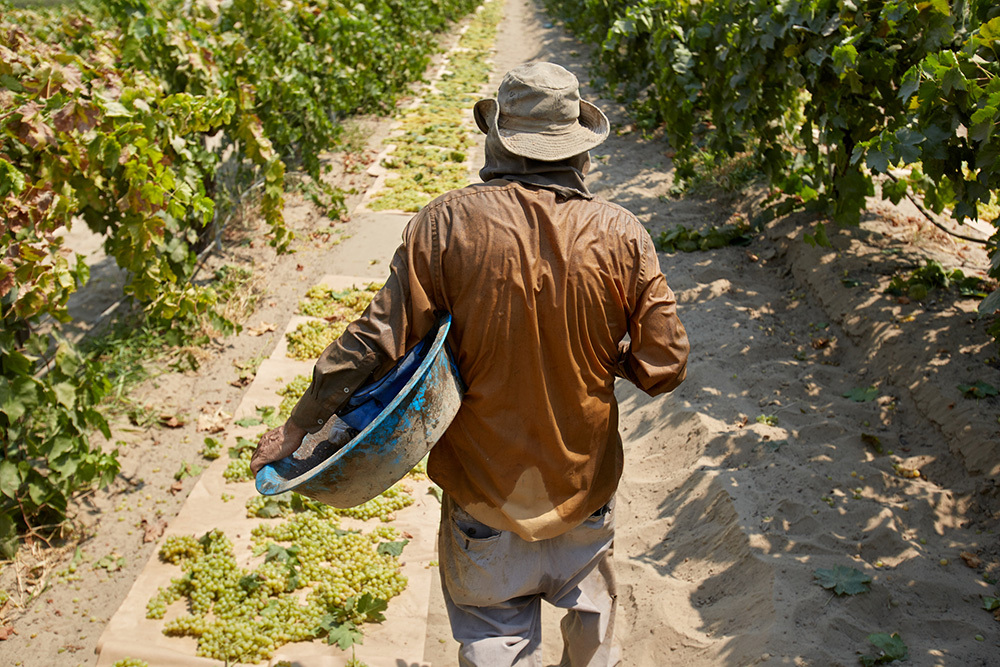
[255,314,463,508]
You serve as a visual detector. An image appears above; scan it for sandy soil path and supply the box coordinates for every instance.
[2,0,998,665]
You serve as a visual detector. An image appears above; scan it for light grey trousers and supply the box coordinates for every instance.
[438,495,621,667]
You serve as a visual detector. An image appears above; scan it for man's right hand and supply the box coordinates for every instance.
[250,421,309,475]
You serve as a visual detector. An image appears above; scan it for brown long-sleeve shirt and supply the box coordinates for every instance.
[290,179,689,541]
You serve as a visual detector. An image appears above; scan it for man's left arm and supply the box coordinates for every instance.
[615,232,690,396]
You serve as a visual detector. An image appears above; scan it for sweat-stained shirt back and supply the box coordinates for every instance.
[290,179,689,541]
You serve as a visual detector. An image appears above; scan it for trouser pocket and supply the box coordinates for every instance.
[439,496,531,606]
[452,504,502,541]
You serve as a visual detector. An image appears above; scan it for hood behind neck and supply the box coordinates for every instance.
[479,129,593,200]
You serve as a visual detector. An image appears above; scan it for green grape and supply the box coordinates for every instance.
[285,320,348,361]
[111,659,150,667]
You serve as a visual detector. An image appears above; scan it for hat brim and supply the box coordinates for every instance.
[473,97,610,162]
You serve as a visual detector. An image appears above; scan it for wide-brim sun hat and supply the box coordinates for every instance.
[474,62,609,162]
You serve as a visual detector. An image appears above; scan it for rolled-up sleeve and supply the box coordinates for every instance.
[615,234,689,395]
[289,209,441,430]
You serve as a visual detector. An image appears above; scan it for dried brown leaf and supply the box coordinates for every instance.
[811,337,830,349]
[960,551,981,569]
[247,322,277,336]
[140,518,167,543]
[160,415,184,429]
[197,408,230,433]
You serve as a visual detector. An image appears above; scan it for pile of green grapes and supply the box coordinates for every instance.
[286,319,350,361]
[246,491,326,519]
[331,484,415,522]
[223,437,256,483]
[247,486,415,522]
[277,374,311,421]
[298,283,383,319]
[286,283,384,361]
[111,659,149,667]
[146,514,408,663]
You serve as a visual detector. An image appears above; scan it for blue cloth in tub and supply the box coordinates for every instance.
[336,335,433,432]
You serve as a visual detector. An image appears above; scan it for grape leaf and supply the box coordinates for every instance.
[285,565,301,592]
[239,574,263,593]
[983,596,1000,611]
[860,632,908,665]
[957,381,998,399]
[352,593,388,623]
[325,620,364,650]
[980,16,1000,43]
[377,540,409,557]
[255,500,285,518]
[0,460,20,499]
[229,436,256,458]
[264,543,301,565]
[814,565,871,595]
[843,386,879,402]
[804,221,831,248]
[256,405,282,428]
[0,514,18,560]
[980,288,1000,315]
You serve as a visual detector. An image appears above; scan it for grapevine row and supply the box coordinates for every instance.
[545,0,999,314]
[0,0,482,552]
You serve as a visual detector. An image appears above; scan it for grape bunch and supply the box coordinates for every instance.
[111,659,149,667]
[224,448,254,483]
[200,436,223,460]
[367,524,402,543]
[246,494,298,519]
[332,483,414,522]
[246,491,332,520]
[145,514,408,663]
[158,535,203,564]
[285,319,349,361]
[146,578,185,619]
[407,455,429,480]
[277,374,311,421]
